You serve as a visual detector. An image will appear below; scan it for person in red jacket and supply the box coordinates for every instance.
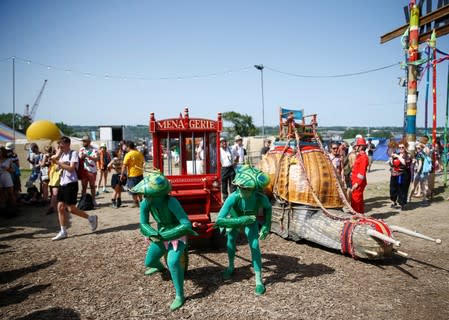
[351,138,369,213]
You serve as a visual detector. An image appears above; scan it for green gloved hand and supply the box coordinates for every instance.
[159,224,199,241]
[215,215,256,228]
[141,224,161,240]
[259,225,270,240]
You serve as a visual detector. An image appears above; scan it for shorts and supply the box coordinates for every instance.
[57,182,79,205]
[82,171,97,186]
[0,172,13,188]
[127,175,143,194]
[111,173,126,189]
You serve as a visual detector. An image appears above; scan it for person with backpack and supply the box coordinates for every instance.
[388,143,411,211]
[408,143,431,204]
[50,136,98,241]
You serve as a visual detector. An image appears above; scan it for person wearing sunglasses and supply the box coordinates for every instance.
[389,143,411,210]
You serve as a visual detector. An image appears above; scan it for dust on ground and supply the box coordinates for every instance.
[1,162,448,320]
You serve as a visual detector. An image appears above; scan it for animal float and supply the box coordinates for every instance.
[257,108,441,260]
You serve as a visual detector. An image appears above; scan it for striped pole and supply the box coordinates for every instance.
[444,63,448,187]
[430,30,437,150]
[406,2,420,153]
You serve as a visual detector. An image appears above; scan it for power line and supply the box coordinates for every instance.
[264,62,401,78]
[0,56,253,81]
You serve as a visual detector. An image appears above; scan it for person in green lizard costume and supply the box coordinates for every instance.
[215,165,272,295]
[132,171,198,311]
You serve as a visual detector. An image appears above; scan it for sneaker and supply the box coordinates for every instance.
[88,215,98,231]
[103,188,109,193]
[95,191,99,196]
[52,230,68,241]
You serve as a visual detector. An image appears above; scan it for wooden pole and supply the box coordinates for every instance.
[406,2,420,153]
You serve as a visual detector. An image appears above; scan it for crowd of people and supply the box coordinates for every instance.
[0,136,148,221]
[326,135,447,213]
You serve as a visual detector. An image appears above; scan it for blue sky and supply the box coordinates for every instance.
[0,0,448,128]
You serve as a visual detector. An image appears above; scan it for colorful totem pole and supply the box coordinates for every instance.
[406,1,420,153]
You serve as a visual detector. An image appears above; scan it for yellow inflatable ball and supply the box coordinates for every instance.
[26,120,62,141]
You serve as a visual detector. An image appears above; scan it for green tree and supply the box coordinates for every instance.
[342,128,366,139]
[0,113,31,133]
[55,122,75,136]
[222,111,259,138]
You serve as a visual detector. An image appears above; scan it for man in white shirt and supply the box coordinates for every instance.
[232,135,245,171]
[219,137,237,201]
[51,136,98,240]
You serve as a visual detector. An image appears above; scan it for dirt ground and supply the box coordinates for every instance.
[1,162,448,320]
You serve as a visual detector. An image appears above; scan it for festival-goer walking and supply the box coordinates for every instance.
[388,143,411,210]
[0,146,16,214]
[121,141,145,208]
[108,150,125,208]
[79,136,99,205]
[367,138,376,172]
[408,144,431,205]
[350,138,369,213]
[97,143,111,193]
[219,137,237,201]
[51,136,98,241]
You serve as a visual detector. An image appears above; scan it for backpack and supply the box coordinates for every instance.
[421,154,432,176]
[77,193,94,210]
[69,150,87,180]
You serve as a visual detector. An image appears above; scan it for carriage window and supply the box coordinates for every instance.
[184,133,205,175]
[160,136,181,176]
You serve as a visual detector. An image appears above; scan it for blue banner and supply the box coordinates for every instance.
[280,108,303,119]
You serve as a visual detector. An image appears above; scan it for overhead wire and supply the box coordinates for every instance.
[0,56,404,81]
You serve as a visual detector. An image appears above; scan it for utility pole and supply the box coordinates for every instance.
[254,64,265,137]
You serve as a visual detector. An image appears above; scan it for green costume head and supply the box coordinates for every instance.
[131,171,171,198]
[233,165,270,199]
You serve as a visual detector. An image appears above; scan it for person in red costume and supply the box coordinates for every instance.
[351,138,369,213]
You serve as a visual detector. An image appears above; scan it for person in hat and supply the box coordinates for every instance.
[132,171,198,311]
[350,137,369,213]
[215,165,272,295]
[231,135,246,170]
[97,143,111,193]
[79,135,99,205]
[219,137,237,201]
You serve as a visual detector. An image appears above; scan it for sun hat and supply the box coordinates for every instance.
[234,135,242,141]
[131,171,171,197]
[5,142,14,150]
[100,143,107,148]
[220,137,226,142]
[82,135,90,141]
